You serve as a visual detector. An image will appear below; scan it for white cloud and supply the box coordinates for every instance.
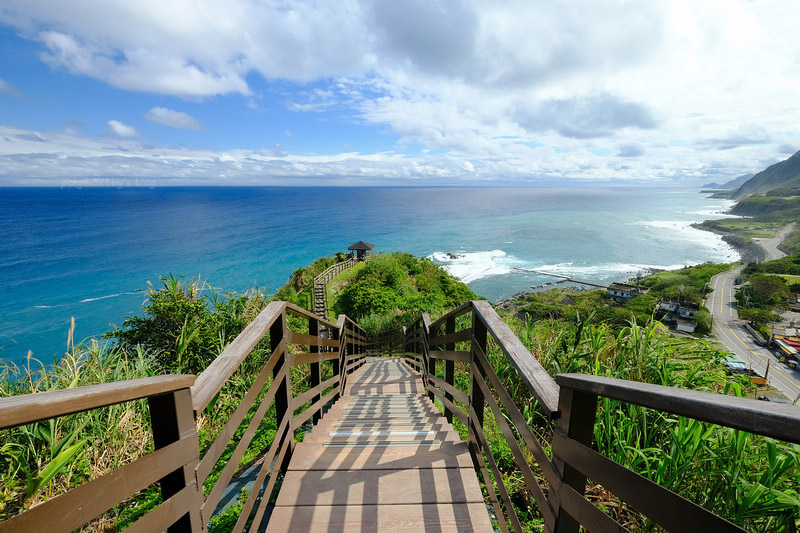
[144,107,203,131]
[0,1,798,184]
[1,125,792,187]
[107,120,139,137]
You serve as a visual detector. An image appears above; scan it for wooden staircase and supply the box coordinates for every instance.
[267,357,492,532]
[313,281,327,318]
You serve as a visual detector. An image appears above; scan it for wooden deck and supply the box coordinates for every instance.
[267,357,492,532]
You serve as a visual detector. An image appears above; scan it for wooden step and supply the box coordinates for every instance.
[288,441,473,471]
[266,357,490,532]
[275,467,485,506]
[267,503,492,532]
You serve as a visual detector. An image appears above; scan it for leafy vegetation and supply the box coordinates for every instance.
[428,310,800,531]
[502,262,727,337]
[2,252,798,531]
[0,275,282,529]
[0,341,157,526]
[736,253,800,322]
[106,275,267,374]
[501,289,656,333]
[333,252,476,336]
[638,262,730,303]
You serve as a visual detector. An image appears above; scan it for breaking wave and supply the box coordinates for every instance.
[429,250,524,283]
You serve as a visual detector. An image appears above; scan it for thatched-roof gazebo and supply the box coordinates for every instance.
[348,241,375,260]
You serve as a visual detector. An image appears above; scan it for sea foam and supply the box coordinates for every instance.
[429,250,522,283]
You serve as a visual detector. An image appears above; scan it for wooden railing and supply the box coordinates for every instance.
[401,300,800,533]
[312,257,356,318]
[0,301,366,532]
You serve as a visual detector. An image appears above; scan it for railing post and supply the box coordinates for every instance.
[551,384,598,533]
[308,316,322,424]
[468,310,486,461]
[148,387,202,532]
[421,315,433,402]
[337,317,347,396]
[443,315,456,423]
[272,310,293,472]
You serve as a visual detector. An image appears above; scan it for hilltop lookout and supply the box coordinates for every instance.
[348,240,374,260]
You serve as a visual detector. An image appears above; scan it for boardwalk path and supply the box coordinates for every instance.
[267,357,491,532]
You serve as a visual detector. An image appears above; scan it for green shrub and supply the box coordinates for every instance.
[106,275,266,374]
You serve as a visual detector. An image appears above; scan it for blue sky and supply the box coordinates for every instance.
[0,1,798,186]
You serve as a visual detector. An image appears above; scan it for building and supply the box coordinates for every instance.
[348,241,375,260]
[606,283,642,302]
[655,298,700,333]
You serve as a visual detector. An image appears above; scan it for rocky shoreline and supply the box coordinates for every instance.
[689,222,767,263]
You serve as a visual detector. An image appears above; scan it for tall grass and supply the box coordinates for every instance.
[0,340,156,526]
[489,311,800,531]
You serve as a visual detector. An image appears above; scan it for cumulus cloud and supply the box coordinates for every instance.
[107,120,139,137]
[513,94,657,139]
[616,143,646,158]
[144,107,204,131]
[0,1,799,185]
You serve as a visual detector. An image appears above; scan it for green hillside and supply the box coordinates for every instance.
[733,150,800,199]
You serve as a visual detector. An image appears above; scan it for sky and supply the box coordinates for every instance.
[0,0,798,187]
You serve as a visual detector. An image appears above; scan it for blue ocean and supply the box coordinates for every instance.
[0,186,737,365]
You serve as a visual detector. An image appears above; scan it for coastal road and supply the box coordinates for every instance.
[707,267,800,401]
[753,222,795,261]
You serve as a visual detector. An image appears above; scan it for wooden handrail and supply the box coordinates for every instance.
[0,300,365,533]
[556,373,800,444]
[0,376,201,532]
[0,374,194,430]
[312,257,356,287]
[396,299,800,532]
[191,300,285,413]
[472,300,559,416]
[7,293,797,532]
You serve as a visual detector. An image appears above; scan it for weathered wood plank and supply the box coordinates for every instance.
[202,377,289,516]
[0,438,197,533]
[196,351,282,483]
[429,350,470,363]
[428,374,469,406]
[0,375,194,430]
[192,301,285,413]
[276,467,484,506]
[291,374,339,412]
[551,432,744,532]
[291,351,340,366]
[472,300,560,417]
[556,374,800,444]
[266,503,492,533]
[472,341,560,485]
[553,481,630,533]
[429,328,472,347]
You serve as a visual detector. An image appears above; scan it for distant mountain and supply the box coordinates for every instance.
[733,150,800,199]
[701,182,721,189]
[720,173,754,190]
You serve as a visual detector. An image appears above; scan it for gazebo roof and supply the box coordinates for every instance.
[348,241,375,251]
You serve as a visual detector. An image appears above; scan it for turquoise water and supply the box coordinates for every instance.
[0,186,736,364]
